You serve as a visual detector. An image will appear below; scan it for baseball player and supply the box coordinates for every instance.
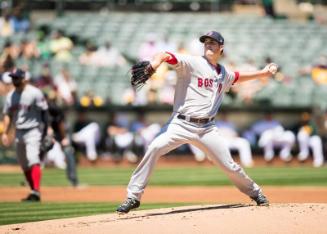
[297,112,324,167]
[47,94,79,185]
[1,68,48,202]
[116,31,278,213]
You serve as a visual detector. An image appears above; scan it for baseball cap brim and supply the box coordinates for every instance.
[199,35,222,44]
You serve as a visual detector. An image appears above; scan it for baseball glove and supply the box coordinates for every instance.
[130,61,155,90]
[40,135,55,154]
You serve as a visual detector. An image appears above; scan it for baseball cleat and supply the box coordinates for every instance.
[251,193,269,206]
[21,192,41,202]
[116,198,140,214]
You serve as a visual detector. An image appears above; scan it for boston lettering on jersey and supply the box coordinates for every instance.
[197,77,223,93]
[9,104,31,113]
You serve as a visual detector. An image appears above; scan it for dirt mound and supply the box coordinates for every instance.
[1,203,327,234]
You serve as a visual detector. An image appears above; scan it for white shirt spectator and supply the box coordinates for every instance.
[54,69,77,105]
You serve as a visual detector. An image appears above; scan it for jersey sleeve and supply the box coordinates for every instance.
[223,67,239,92]
[165,52,193,70]
[35,89,48,110]
[2,95,10,116]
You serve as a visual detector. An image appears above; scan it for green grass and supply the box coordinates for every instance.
[0,166,327,187]
[0,202,189,225]
[1,166,327,226]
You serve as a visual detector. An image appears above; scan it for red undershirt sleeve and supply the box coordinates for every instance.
[233,72,240,84]
[164,52,178,65]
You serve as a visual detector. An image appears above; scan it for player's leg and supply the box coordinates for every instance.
[258,130,275,162]
[197,126,267,205]
[22,128,42,201]
[297,130,310,161]
[118,123,192,213]
[229,137,254,168]
[72,122,100,161]
[189,144,206,162]
[127,125,186,201]
[16,135,33,191]
[46,141,66,169]
[278,130,295,162]
[62,144,79,186]
[309,135,324,167]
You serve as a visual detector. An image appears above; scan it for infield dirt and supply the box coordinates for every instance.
[1,203,327,234]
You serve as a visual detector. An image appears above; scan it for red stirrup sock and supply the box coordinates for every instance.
[30,164,42,192]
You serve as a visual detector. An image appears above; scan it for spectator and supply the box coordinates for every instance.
[138,33,160,61]
[0,11,14,37]
[18,39,39,60]
[79,42,99,66]
[296,112,324,167]
[95,41,127,67]
[49,30,73,62]
[157,34,177,53]
[37,34,52,61]
[54,66,77,106]
[33,64,57,96]
[261,0,276,18]
[311,55,327,85]
[1,41,20,61]
[299,55,327,85]
[10,7,30,33]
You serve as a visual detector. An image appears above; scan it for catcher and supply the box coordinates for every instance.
[1,68,51,202]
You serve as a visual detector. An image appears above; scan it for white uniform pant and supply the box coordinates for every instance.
[46,141,67,169]
[72,122,100,161]
[297,131,324,167]
[127,116,261,201]
[258,126,295,162]
[15,128,42,171]
[190,137,253,167]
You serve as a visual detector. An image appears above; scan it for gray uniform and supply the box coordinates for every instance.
[127,53,261,201]
[3,84,48,170]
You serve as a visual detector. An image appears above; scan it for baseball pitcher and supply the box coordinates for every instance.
[117,31,277,213]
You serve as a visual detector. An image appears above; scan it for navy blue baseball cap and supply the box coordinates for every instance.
[9,68,26,79]
[199,31,224,45]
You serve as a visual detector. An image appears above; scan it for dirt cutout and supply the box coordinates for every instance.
[1,203,327,234]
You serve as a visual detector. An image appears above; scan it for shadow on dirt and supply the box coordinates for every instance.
[118,203,252,220]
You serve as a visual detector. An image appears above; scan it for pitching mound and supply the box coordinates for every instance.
[1,203,327,234]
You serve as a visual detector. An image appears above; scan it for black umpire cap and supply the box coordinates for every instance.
[9,68,26,79]
[199,31,224,45]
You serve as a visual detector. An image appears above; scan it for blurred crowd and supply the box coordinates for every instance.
[1,2,327,107]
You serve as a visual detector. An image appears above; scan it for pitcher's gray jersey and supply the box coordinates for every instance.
[3,84,48,129]
[167,53,239,118]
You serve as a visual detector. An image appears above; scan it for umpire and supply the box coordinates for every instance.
[47,92,79,186]
[1,68,48,202]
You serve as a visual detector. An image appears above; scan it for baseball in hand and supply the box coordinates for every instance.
[268,63,278,75]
